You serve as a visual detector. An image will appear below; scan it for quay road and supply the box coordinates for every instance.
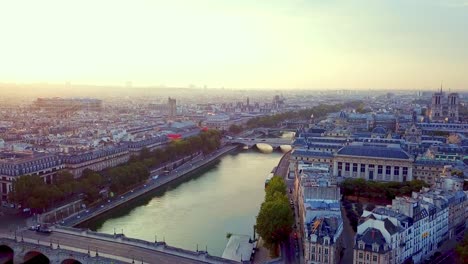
[272,151,303,264]
[4,229,237,264]
[60,145,238,227]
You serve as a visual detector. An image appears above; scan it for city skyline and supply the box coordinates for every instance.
[1,0,468,90]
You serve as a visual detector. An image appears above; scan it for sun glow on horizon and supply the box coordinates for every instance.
[1,0,467,90]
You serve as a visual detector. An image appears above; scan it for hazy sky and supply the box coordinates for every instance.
[1,0,467,90]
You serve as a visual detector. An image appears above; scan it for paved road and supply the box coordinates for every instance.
[339,206,355,264]
[18,230,211,264]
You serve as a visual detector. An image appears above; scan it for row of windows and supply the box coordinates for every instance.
[339,162,408,175]
[358,252,378,262]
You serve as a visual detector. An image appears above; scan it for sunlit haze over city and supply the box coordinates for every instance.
[0,1,467,264]
[1,0,468,90]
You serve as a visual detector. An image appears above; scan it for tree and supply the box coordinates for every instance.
[55,170,77,198]
[228,124,243,134]
[265,176,287,201]
[8,175,48,210]
[455,232,468,264]
[256,197,294,255]
[256,176,293,256]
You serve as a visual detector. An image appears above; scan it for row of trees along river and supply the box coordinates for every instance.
[8,129,222,213]
[228,101,364,133]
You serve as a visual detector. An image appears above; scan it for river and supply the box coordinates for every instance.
[82,150,282,256]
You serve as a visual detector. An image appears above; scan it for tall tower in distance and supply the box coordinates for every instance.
[429,84,459,122]
[447,92,459,121]
[430,85,444,120]
[168,97,177,119]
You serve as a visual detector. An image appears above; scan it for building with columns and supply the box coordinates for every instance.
[333,144,413,182]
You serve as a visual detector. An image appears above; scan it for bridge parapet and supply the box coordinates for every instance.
[53,226,239,264]
[0,237,125,264]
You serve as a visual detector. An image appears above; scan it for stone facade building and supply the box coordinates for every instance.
[333,144,413,182]
[0,152,64,201]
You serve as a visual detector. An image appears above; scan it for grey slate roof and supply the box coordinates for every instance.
[337,145,410,160]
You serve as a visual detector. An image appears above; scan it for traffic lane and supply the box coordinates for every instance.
[431,249,456,264]
[22,230,205,264]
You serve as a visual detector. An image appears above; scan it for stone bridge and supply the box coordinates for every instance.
[229,138,293,148]
[0,226,240,264]
[0,237,124,264]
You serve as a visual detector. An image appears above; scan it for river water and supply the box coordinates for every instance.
[83,150,282,256]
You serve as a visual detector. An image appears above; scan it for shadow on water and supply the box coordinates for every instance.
[79,159,222,230]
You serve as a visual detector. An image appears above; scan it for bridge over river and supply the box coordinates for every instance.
[228,137,293,148]
[0,226,240,264]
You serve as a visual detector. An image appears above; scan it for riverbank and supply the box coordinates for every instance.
[59,145,239,227]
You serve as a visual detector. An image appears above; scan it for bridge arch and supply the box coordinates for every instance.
[62,259,82,264]
[23,251,50,264]
[0,244,14,264]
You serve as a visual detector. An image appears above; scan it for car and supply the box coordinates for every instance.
[131,190,134,193]
[77,215,81,219]
[36,227,52,234]
[85,210,89,213]
[107,199,111,203]
[100,205,104,208]
[144,185,147,187]
[121,196,124,199]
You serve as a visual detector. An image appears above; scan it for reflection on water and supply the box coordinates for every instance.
[256,143,273,153]
[83,150,281,256]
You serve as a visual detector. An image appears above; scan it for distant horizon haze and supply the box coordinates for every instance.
[1,0,468,90]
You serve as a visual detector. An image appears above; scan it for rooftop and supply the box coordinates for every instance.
[337,145,410,160]
[221,235,254,262]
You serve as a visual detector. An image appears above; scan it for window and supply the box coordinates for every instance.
[394,166,400,175]
[312,246,315,252]
[403,167,408,175]
[311,254,315,261]
[386,166,391,175]
[345,163,350,171]
[378,165,383,174]
[367,254,370,260]
[373,255,378,261]
[359,252,363,259]
[361,165,365,172]
[353,163,358,172]
[325,248,328,254]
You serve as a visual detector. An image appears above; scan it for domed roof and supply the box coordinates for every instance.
[372,126,387,135]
